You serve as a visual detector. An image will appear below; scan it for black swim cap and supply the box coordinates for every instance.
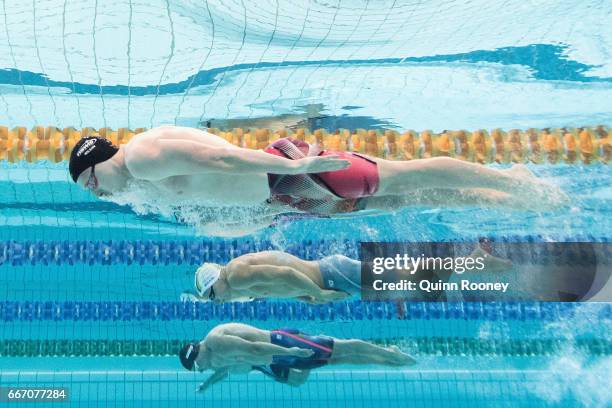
[179,343,200,371]
[69,137,119,182]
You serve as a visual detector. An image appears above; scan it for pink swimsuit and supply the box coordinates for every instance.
[264,138,380,214]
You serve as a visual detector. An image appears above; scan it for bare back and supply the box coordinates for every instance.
[228,251,322,283]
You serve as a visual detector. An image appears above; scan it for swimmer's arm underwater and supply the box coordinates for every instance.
[196,368,229,393]
[125,139,349,180]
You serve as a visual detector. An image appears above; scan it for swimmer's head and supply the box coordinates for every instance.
[179,342,201,371]
[69,137,119,183]
[195,263,222,301]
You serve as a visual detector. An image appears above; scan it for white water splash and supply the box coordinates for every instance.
[102,179,274,237]
[528,303,612,407]
[531,354,612,407]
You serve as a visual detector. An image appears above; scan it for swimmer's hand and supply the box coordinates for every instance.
[297,296,328,304]
[319,289,350,302]
[297,155,351,174]
[196,382,207,393]
[289,347,315,358]
[298,291,349,304]
[181,292,200,302]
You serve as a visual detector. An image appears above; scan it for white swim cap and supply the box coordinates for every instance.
[195,263,222,297]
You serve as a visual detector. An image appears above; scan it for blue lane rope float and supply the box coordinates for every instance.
[0,239,358,266]
[1,301,609,322]
[1,239,610,266]
[1,337,610,358]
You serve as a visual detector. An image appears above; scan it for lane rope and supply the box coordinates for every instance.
[1,239,609,266]
[1,125,609,164]
[1,337,609,357]
[1,300,608,322]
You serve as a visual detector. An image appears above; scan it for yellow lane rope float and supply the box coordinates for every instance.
[0,125,609,164]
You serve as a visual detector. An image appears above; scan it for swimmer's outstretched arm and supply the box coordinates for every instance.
[196,368,229,393]
[209,334,314,362]
[228,263,340,300]
[125,139,349,180]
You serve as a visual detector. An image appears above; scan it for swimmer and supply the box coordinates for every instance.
[180,251,359,304]
[179,243,513,303]
[69,126,568,236]
[179,323,416,391]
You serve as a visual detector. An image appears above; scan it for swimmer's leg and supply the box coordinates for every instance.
[362,188,542,211]
[329,339,416,366]
[374,158,568,206]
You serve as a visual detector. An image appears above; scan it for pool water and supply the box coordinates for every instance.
[1,0,612,407]
[1,162,611,406]
[1,163,610,242]
[0,1,611,130]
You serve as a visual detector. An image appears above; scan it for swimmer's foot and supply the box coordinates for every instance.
[387,346,417,366]
[180,292,200,302]
[502,164,537,179]
[523,182,570,210]
[503,165,570,210]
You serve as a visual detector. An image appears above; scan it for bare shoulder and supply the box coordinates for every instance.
[203,330,224,346]
[123,130,161,157]
[122,130,168,179]
[226,258,251,275]
[209,322,249,336]
[204,324,231,347]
